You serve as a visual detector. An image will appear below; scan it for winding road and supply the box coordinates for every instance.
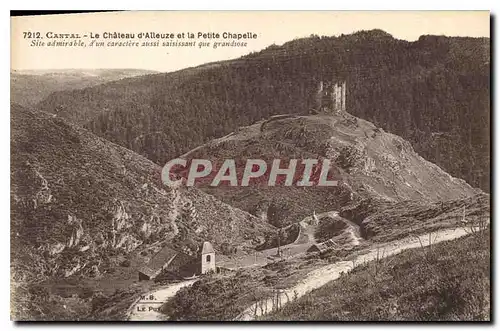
[127,279,197,321]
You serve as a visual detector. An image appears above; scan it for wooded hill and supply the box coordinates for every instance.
[37,30,490,191]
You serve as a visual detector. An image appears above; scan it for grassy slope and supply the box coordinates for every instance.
[160,257,328,321]
[265,230,490,321]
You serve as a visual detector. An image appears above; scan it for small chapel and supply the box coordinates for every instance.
[138,241,216,281]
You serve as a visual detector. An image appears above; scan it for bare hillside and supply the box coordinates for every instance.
[36,31,490,191]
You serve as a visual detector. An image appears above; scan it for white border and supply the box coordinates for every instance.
[3,1,497,330]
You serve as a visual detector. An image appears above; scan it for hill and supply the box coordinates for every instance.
[10,104,274,319]
[11,68,157,107]
[159,223,489,321]
[176,112,480,227]
[36,30,490,191]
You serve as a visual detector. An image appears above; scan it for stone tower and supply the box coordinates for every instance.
[316,80,346,113]
[201,241,216,274]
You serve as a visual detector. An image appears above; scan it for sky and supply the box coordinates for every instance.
[11,11,490,73]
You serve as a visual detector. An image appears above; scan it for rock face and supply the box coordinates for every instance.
[10,104,274,284]
[179,111,480,227]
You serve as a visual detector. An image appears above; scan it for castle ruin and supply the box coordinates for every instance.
[315,80,346,113]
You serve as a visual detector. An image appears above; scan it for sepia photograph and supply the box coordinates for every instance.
[9,10,491,322]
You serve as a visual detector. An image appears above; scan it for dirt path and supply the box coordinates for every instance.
[127,279,197,321]
[235,227,478,321]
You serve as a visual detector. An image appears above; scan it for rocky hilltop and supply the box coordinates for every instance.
[179,111,480,227]
[11,68,157,107]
